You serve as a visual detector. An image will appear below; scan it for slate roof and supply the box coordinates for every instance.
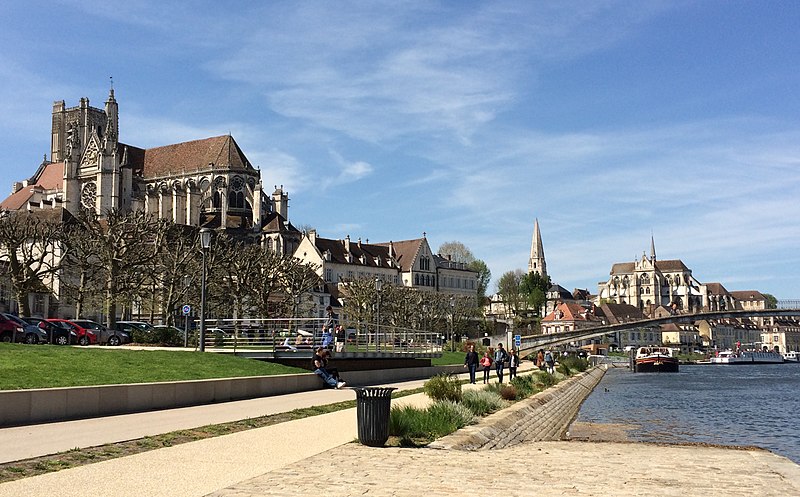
[610,259,689,275]
[705,282,730,296]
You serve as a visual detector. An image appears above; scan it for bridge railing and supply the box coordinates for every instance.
[196,317,442,358]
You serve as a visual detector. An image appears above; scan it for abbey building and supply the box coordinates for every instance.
[1,89,301,254]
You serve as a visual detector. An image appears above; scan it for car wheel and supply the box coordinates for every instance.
[56,335,68,346]
[24,334,38,344]
[79,336,89,346]
[109,335,120,346]
[1,333,12,343]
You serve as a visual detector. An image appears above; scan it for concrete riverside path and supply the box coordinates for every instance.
[2,365,800,497]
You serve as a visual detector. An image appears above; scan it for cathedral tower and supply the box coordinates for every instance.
[528,218,547,277]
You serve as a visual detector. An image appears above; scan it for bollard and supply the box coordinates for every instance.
[353,387,397,447]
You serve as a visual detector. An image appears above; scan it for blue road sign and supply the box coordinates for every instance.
[514,334,521,346]
[182,304,191,316]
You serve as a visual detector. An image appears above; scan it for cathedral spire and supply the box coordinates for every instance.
[650,232,656,262]
[528,218,547,277]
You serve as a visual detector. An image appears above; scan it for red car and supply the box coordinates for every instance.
[45,319,98,346]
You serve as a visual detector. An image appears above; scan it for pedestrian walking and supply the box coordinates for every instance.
[480,351,493,384]
[544,349,555,374]
[494,343,509,383]
[536,350,545,370]
[508,348,519,380]
[463,343,479,384]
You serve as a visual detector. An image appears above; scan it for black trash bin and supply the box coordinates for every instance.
[353,387,397,447]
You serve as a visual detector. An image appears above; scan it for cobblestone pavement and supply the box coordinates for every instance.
[209,441,800,497]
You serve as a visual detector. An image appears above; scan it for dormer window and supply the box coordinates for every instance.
[324,250,331,261]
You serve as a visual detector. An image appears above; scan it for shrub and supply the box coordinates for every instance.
[426,400,475,432]
[535,371,557,388]
[389,401,475,444]
[498,384,517,400]
[423,373,462,402]
[510,374,537,398]
[558,355,589,375]
[461,389,504,416]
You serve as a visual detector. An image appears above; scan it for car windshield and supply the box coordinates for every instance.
[73,321,103,330]
[3,314,25,326]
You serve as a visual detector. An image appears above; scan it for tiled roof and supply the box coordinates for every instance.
[315,236,392,268]
[139,135,253,179]
[729,290,765,301]
[542,302,601,323]
[0,162,64,210]
[705,282,730,295]
[261,212,301,234]
[610,259,689,275]
[598,303,646,324]
[378,238,423,272]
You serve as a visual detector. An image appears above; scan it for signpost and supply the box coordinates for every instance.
[182,305,191,348]
[514,334,521,348]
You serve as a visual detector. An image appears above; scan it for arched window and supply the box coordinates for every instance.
[213,191,221,208]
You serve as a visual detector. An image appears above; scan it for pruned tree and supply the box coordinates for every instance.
[78,209,168,329]
[0,210,63,316]
[60,218,104,318]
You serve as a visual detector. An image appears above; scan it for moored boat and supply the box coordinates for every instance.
[710,350,784,364]
[782,351,800,363]
[634,346,679,372]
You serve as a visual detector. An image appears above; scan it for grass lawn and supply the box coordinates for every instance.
[0,344,306,390]
[431,350,465,366]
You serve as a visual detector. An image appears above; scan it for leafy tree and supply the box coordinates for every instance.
[469,259,491,301]
[496,269,526,319]
[521,272,552,316]
[0,210,62,316]
[763,293,778,310]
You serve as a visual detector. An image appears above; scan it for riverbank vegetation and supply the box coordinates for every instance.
[388,360,589,447]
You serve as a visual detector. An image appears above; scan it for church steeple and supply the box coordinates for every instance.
[650,233,656,262]
[528,218,547,277]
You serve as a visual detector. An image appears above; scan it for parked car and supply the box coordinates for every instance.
[71,319,131,346]
[45,319,98,346]
[116,321,155,343]
[29,319,78,345]
[1,313,47,344]
[0,313,25,343]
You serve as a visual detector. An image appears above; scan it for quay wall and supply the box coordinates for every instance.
[0,365,463,428]
[429,366,606,450]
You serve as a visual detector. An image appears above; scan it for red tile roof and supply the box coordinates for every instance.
[0,162,64,210]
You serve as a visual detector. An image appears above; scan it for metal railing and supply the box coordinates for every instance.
[195,318,443,358]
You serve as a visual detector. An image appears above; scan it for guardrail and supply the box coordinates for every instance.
[197,318,443,358]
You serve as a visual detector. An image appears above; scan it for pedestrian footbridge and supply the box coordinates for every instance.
[515,308,800,356]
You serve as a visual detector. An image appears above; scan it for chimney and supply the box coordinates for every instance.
[308,229,317,244]
[343,235,350,253]
[12,182,23,194]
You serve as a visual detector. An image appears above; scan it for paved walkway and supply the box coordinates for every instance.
[2,364,799,496]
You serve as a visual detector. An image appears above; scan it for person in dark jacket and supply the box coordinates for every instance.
[463,344,480,384]
[508,348,519,380]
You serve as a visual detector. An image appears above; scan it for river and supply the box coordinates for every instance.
[571,363,800,463]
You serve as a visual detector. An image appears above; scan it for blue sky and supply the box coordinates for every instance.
[1,1,799,299]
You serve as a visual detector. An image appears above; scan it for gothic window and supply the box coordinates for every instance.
[415,274,420,285]
[213,191,221,208]
[81,182,97,211]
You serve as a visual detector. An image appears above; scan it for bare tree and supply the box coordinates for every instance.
[0,210,62,316]
[78,210,168,329]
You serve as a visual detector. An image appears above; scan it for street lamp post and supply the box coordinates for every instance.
[199,228,212,352]
[183,275,190,348]
[449,296,455,352]
[375,277,382,353]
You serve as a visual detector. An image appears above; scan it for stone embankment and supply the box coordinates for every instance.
[429,366,605,450]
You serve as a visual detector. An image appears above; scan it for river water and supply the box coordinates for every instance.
[572,364,800,463]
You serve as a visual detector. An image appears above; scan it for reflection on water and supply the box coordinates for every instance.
[574,364,800,463]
